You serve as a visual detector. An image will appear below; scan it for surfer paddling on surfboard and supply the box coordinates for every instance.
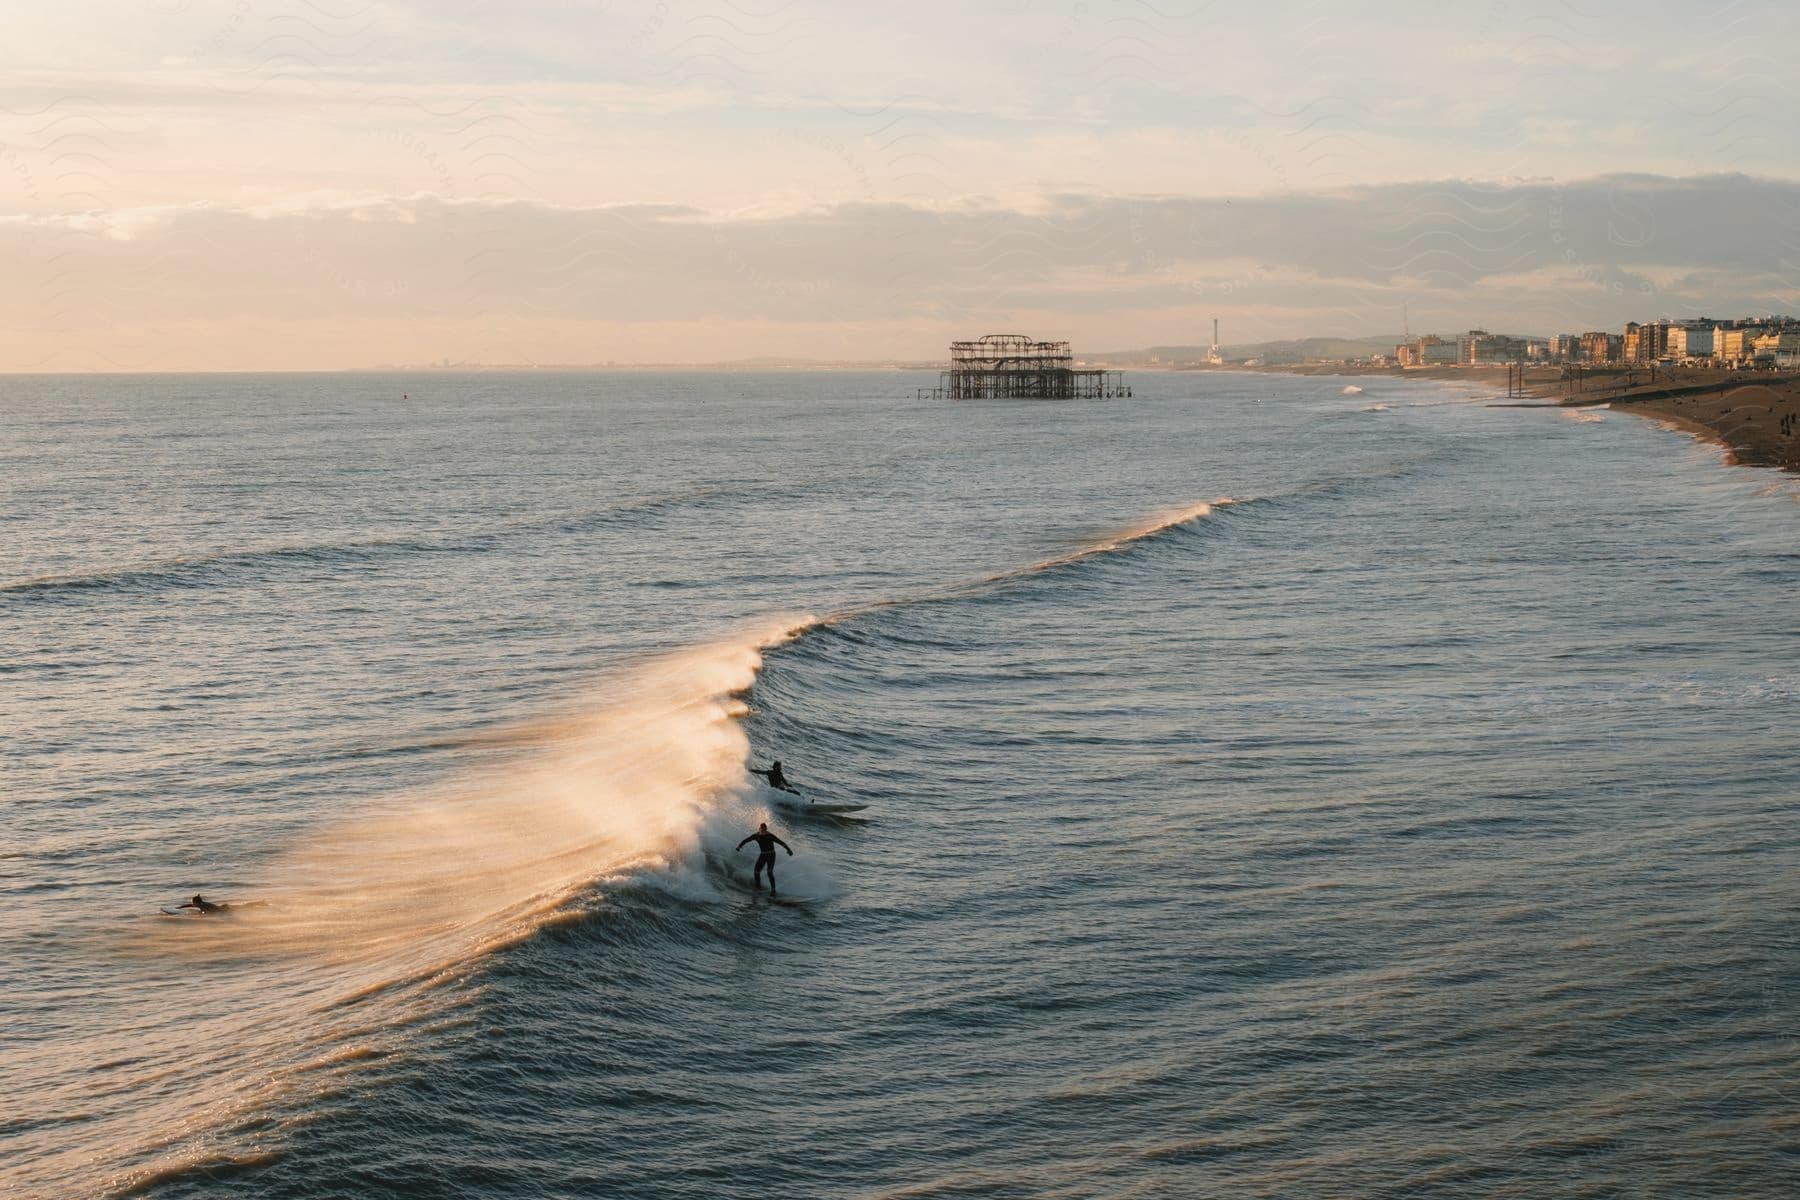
[735,823,793,896]
[748,760,801,796]
[163,893,268,916]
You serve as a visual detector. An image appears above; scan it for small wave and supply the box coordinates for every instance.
[1342,385,1364,394]
[1562,407,1605,424]
[1039,498,1243,564]
[975,498,1248,586]
[1361,403,1392,413]
[541,487,729,536]
[2,489,754,603]
[814,497,1250,631]
[109,1148,284,1198]
[0,537,451,598]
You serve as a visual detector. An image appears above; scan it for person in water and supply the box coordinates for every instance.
[748,760,800,794]
[178,894,223,914]
[736,823,793,895]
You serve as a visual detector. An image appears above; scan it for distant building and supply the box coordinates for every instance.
[1621,321,1673,363]
[1751,329,1800,368]
[1457,330,1485,365]
[1715,326,1758,365]
[1455,330,1528,364]
[1541,315,1800,366]
[1399,334,1457,367]
[1486,334,1529,363]
[1650,320,1673,359]
[1422,335,1457,365]
[1668,324,1715,360]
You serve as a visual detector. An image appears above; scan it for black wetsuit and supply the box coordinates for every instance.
[750,765,796,793]
[180,897,224,914]
[736,830,792,893]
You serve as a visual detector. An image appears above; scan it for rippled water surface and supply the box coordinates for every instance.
[2,371,1794,1198]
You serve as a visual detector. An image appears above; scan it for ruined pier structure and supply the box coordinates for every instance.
[924,333,1129,400]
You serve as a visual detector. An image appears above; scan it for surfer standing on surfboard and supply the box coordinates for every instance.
[748,760,800,795]
[736,823,793,896]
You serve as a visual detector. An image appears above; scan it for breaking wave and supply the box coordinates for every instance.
[61,494,1242,1196]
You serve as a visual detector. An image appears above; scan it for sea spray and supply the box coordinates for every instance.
[86,618,817,1197]
[163,616,819,965]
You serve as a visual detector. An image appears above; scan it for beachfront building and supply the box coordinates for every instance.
[1488,334,1529,363]
[1550,333,1583,362]
[1751,330,1800,368]
[1715,326,1757,366]
[1457,330,1530,365]
[1650,322,1672,360]
[1622,321,1674,363]
[1668,324,1708,360]
[1579,331,1615,364]
[1398,335,1458,367]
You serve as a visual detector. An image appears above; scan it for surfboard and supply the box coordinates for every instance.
[767,794,868,815]
[159,901,267,916]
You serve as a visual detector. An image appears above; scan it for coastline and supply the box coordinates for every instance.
[1530,371,1800,473]
[1240,362,1800,474]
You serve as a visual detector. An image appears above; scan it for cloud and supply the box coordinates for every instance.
[2,174,1796,368]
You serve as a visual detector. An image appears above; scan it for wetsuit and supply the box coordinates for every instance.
[735,829,792,894]
[179,897,224,914]
[750,765,797,793]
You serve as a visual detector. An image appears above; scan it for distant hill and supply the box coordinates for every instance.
[1086,336,1404,366]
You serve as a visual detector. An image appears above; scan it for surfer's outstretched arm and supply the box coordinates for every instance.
[735,835,755,851]
[774,836,792,855]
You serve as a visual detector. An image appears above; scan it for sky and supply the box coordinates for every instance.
[2,0,1798,369]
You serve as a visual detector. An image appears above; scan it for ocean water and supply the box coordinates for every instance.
[1,371,1794,1199]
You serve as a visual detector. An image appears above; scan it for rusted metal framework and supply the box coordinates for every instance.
[919,333,1129,400]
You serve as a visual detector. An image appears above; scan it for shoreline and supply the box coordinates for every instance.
[1525,370,1800,473]
[1249,362,1800,474]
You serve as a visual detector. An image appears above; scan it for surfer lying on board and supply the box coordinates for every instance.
[748,760,800,795]
[736,823,793,896]
[168,894,267,916]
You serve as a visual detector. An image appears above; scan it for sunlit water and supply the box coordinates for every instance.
[2,372,1794,1198]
